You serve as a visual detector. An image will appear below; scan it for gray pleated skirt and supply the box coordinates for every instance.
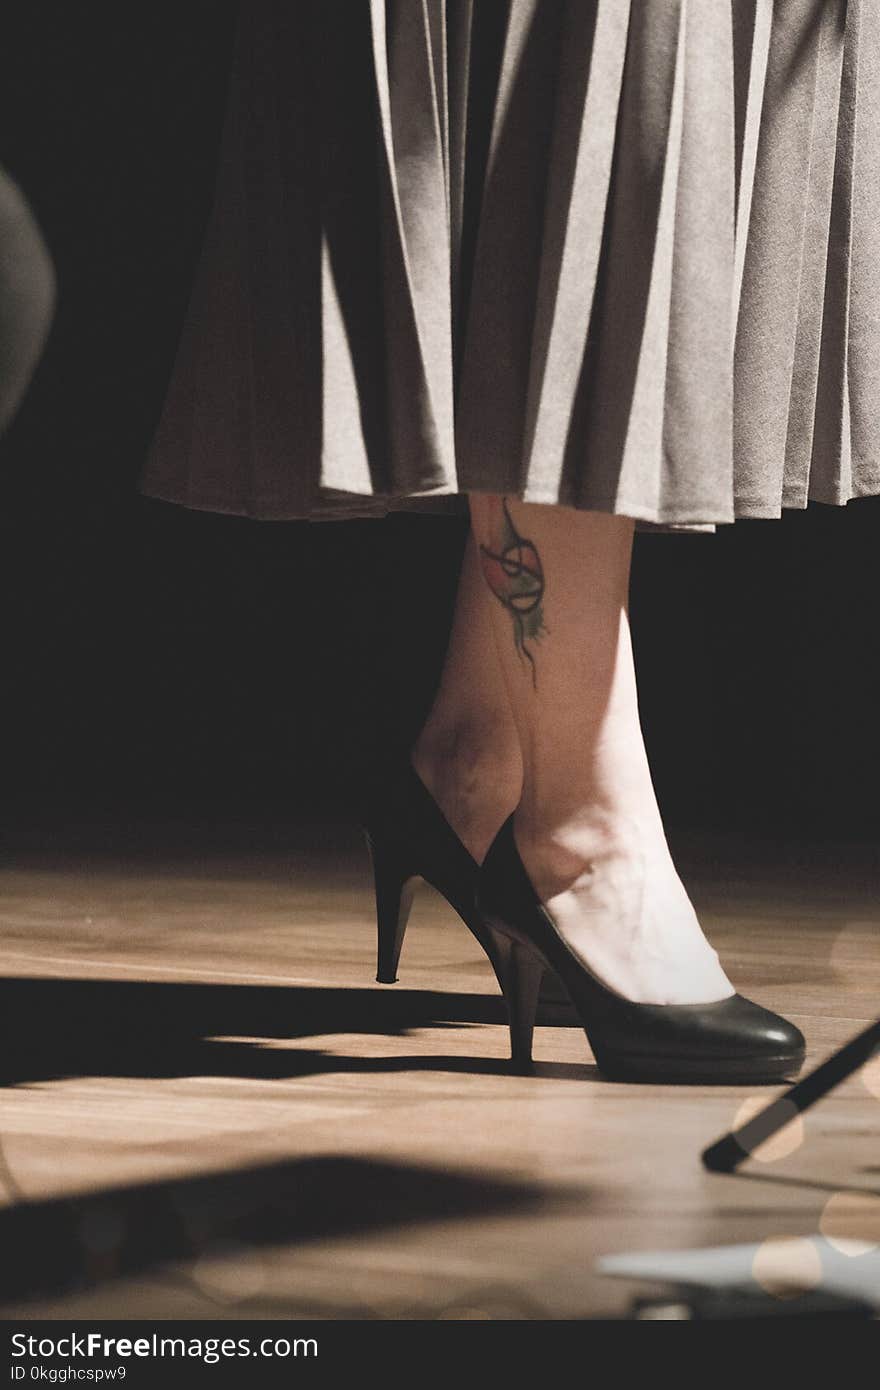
[140,0,880,530]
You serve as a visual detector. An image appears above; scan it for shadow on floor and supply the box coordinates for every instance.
[0,976,594,1086]
[0,1153,563,1306]
[727,1168,880,1199]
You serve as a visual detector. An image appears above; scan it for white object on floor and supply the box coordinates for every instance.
[597,1237,880,1308]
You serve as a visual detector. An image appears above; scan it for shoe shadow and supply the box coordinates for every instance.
[723,1169,880,1200]
[0,976,597,1086]
[0,1154,560,1308]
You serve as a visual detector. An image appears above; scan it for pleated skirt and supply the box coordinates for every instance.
[141,0,880,529]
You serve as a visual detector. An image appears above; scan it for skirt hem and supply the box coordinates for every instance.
[138,478,879,528]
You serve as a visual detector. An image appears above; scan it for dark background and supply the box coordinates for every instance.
[2,4,879,843]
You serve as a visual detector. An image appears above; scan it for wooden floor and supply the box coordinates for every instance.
[0,820,877,1320]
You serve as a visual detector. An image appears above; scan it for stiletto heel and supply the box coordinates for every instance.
[478,818,806,1084]
[363,763,503,986]
[366,833,417,983]
[485,924,544,1069]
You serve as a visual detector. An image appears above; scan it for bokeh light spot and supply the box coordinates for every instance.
[190,1242,267,1304]
[820,1191,880,1256]
[860,1052,880,1101]
[829,921,879,984]
[732,1096,804,1162]
[752,1237,822,1299]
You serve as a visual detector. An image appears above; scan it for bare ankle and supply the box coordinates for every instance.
[412,716,522,861]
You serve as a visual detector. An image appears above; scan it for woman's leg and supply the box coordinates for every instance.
[469,494,733,1006]
[411,530,523,863]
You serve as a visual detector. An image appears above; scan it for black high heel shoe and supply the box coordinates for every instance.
[364,762,502,985]
[476,818,806,1082]
[364,763,572,1015]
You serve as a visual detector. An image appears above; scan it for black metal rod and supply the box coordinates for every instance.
[702,1018,880,1173]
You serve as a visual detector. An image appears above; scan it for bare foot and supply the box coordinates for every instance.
[515,810,734,1005]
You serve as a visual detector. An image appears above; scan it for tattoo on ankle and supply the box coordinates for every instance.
[479,498,546,687]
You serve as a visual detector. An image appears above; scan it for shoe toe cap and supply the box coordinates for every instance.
[728,994,805,1057]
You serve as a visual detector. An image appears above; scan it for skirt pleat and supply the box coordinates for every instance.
[365,0,456,493]
[141,0,880,528]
